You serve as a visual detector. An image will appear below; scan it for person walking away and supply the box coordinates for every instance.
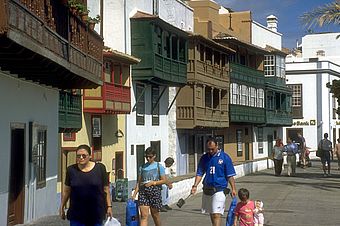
[284,137,299,177]
[297,133,307,168]
[334,138,340,170]
[160,157,175,212]
[272,139,284,176]
[59,144,112,226]
[318,133,332,177]
[233,188,255,226]
[191,136,237,226]
[131,147,167,226]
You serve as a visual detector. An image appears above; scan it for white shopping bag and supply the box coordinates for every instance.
[103,217,121,226]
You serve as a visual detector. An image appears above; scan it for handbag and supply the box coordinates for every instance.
[316,148,323,158]
[203,186,217,196]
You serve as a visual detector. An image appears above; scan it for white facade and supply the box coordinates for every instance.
[284,60,340,150]
[251,21,282,50]
[102,0,193,187]
[0,72,59,224]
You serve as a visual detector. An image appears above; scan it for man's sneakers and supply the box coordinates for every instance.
[160,205,172,212]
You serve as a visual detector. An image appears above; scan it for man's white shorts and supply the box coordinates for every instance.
[201,191,226,214]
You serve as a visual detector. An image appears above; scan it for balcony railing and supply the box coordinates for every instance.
[187,59,229,87]
[230,63,264,86]
[59,91,82,133]
[177,105,229,128]
[266,110,292,126]
[154,53,187,85]
[83,83,131,114]
[230,104,266,124]
[0,0,103,88]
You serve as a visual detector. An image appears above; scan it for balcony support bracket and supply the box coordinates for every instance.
[132,85,148,112]
[166,87,182,115]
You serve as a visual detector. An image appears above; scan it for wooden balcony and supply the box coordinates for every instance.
[177,106,229,129]
[83,83,131,114]
[59,91,82,133]
[230,105,265,124]
[187,59,229,88]
[266,110,292,126]
[230,63,264,86]
[131,11,188,86]
[0,0,103,89]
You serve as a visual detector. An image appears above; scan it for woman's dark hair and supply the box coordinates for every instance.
[206,136,217,145]
[145,147,157,156]
[164,157,174,166]
[238,188,250,201]
[76,144,91,155]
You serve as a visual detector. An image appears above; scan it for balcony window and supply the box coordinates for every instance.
[199,44,205,61]
[281,94,287,111]
[267,91,274,110]
[241,85,249,106]
[163,32,171,58]
[152,86,160,126]
[250,87,257,107]
[172,36,178,60]
[206,47,212,65]
[288,84,303,118]
[136,84,145,125]
[154,26,163,55]
[231,83,240,105]
[104,61,112,83]
[213,89,220,109]
[114,64,121,84]
[214,51,221,67]
[179,38,186,62]
[276,55,286,78]
[205,87,212,108]
[257,89,264,108]
[264,55,275,76]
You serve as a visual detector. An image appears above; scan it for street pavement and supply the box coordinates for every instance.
[21,159,340,226]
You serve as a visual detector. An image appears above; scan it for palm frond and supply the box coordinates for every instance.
[300,0,340,28]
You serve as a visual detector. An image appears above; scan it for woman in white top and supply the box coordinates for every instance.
[272,138,284,176]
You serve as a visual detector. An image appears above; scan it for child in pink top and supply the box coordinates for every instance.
[233,188,254,226]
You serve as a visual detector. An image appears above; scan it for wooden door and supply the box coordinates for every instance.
[267,135,274,157]
[115,152,124,179]
[245,142,250,161]
[8,127,25,226]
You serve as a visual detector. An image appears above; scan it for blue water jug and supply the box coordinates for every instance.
[126,199,139,226]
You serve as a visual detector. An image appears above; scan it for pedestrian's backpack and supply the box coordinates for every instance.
[320,139,332,151]
[126,199,139,226]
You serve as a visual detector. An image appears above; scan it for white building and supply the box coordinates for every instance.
[102,0,193,189]
[284,32,340,149]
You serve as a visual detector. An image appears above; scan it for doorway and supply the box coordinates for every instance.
[245,143,250,161]
[286,128,303,144]
[267,135,274,157]
[7,125,25,226]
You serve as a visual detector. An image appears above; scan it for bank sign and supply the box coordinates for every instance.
[292,120,316,126]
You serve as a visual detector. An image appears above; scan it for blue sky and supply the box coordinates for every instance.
[215,0,340,49]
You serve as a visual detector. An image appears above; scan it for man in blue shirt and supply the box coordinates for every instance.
[191,137,236,226]
[284,137,299,176]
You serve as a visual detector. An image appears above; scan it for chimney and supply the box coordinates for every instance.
[266,15,278,32]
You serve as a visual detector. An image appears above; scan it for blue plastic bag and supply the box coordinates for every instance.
[226,197,237,226]
[126,199,139,226]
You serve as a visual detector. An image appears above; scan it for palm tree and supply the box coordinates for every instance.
[300,0,340,28]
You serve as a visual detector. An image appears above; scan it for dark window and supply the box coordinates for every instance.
[164,32,171,58]
[205,87,212,108]
[152,86,160,126]
[179,39,186,62]
[199,44,204,61]
[333,96,337,119]
[136,84,145,125]
[136,145,145,176]
[150,141,161,162]
[206,47,212,64]
[154,26,162,54]
[240,55,246,65]
[287,84,303,118]
[114,64,121,84]
[36,129,47,189]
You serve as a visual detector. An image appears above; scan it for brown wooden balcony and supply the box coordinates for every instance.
[83,83,131,114]
[0,0,103,89]
[187,59,230,87]
[177,106,229,129]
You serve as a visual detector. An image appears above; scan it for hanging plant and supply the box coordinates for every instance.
[87,15,101,30]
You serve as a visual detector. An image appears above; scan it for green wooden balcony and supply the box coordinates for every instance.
[230,63,265,86]
[59,91,82,133]
[131,11,188,86]
[266,110,292,126]
[230,105,265,124]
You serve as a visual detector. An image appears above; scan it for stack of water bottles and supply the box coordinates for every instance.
[126,199,139,226]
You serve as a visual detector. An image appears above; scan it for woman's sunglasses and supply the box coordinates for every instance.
[145,155,154,159]
[76,154,89,159]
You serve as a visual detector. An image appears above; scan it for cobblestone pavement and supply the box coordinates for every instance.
[21,159,340,226]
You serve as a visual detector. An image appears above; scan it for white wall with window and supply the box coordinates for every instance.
[0,72,59,224]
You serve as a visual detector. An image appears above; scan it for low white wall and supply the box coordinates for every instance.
[168,158,274,205]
